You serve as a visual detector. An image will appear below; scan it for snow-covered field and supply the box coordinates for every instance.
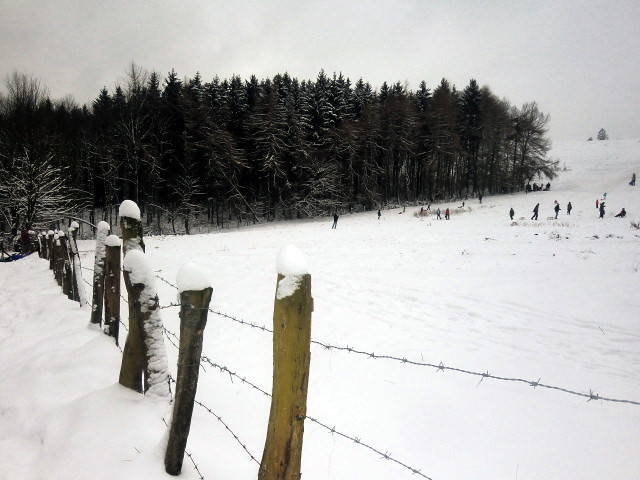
[1,139,639,480]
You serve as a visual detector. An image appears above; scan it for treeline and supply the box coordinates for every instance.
[0,65,557,233]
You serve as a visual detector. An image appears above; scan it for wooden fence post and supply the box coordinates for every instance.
[259,245,313,480]
[68,222,81,303]
[118,200,149,393]
[54,234,63,286]
[103,234,121,346]
[47,230,54,268]
[91,222,111,324]
[165,264,213,476]
[59,232,73,299]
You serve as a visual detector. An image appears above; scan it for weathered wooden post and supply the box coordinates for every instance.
[259,245,313,480]
[90,221,110,324]
[47,230,54,268]
[54,233,63,286]
[67,222,82,303]
[120,248,170,399]
[165,263,212,476]
[59,231,73,299]
[103,234,121,345]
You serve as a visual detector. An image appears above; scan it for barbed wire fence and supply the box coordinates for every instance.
[75,256,640,479]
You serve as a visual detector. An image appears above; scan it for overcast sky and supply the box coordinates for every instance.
[1,0,638,142]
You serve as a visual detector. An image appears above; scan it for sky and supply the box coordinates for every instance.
[1,0,639,142]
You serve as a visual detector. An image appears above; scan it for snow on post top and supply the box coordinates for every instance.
[97,221,110,233]
[176,262,212,294]
[123,249,155,287]
[118,200,141,221]
[276,244,309,275]
[47,230,54,236]
[105,234,121,247]
[70,221,80,230]
[57,230,66,238]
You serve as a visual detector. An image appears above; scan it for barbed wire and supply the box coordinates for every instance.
[303,415,432,479]
[161,413,205,480]
[81,268,640,406]
[163,327,433,479]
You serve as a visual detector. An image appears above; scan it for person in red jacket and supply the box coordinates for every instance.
[445,208,450,220]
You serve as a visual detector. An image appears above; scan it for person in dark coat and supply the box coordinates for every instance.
[567,202,572,215]
[436,208,441,220]
[615,208,626,218]
[332,213,339,229]
[531,203,539,220]
[554,202,560,219]
[479,194,483,204]
[377,209,381,219]
[631,173,636,186]
[509,207,514,220]
[596,199,599,209]
[599,202,605,218]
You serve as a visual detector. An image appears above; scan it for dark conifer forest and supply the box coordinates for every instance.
[0,66,557,233]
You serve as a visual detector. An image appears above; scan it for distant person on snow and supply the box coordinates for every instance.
[554,201,560,219]
[445,208,450,220]
[631,173,636,186]
[599,202,606,219]
[615,208,626,218]
[479,194,483,204]
[531,203,539,220]
[377,209,381,220]
[596,199,599,209]
[545,182,551,191]
[436,208,441,220]
[509,207,514,220]
[20,225,30,254]
[567,202,572,215]
[332,213,339,229]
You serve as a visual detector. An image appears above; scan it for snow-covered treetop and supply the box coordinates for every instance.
[97,221,110,233]
[123,250,156,288]
[70,221,80,230]
[105,234,121,247]
[119,200,141,221]
[176,262,212,293]
[276,244,309,275]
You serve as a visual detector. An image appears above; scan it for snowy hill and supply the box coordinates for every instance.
[1,139,639,480]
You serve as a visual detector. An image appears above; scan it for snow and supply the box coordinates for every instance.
[97,220,110,233]
[1,139,639,480]
[105,234,121,247]
[123,250,157,290]
[47,230,54,236]
[176,262,212,294]
[276,244,309,275]
[57,230,65,238]
[70,221,80,230]
[119,200,141,221]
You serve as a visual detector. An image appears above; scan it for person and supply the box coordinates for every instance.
[567,202,572,215]
[615,208,626,218]
[531,203,539,220]
[0,236,6,259]
[332,213,339,229]
[599,202,605,219]
[554,201,560,219]
[377,209,381,220]
[631,173,636,186]
[426,204,431,210]
[436,208,441,220]
[420,206,424,214]
[445,208,450,220]
[479,194,483,204]
[545,182,551,191]
[596,199,599,209]
[509,207,514,220]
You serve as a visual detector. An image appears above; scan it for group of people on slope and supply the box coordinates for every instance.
[529,200,571,220]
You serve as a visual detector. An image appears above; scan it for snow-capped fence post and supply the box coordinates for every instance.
[68,222,85,305]
[165,264,213,476]
[46,230,54,268]
[54,234,64,286]
[103,235,121,345]
[119,248,170,398]
[90,222,110,324]
[259,245,313,480]
[58,232,73,299]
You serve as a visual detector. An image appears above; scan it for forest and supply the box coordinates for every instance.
[0,65,557,234]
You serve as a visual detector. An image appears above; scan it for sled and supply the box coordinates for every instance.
[546,216,556,220]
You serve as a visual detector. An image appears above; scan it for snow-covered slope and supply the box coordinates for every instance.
[1,139,639,480]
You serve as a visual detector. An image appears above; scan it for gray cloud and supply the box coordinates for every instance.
[1,0,638,141]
